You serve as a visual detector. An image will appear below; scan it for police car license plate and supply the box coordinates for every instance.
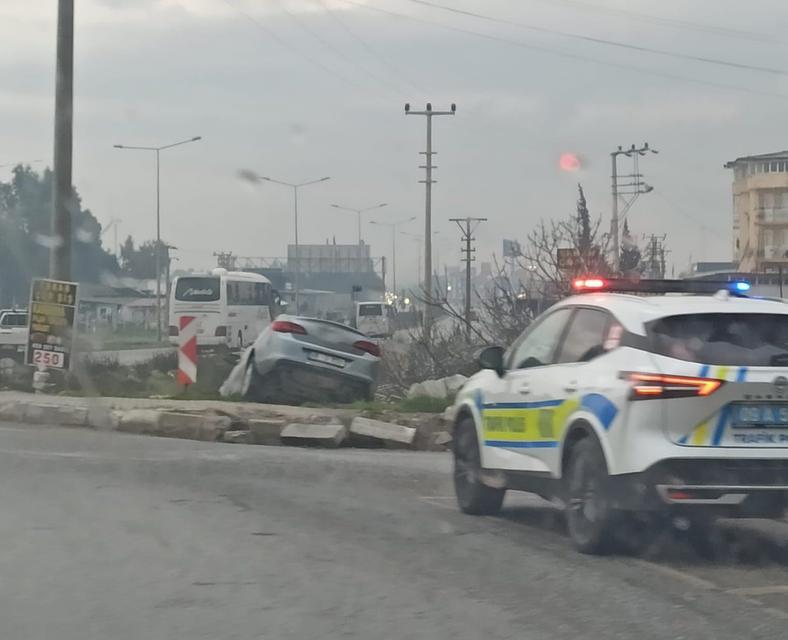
[731,404,788,428]
[307,351,346,368]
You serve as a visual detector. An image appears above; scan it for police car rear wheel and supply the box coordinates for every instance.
[565,437,615,554]
[453,417,505,516]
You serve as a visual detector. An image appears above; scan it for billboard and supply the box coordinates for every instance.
[26,278,78,371]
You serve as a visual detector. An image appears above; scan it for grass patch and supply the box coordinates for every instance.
[343,395,451,414]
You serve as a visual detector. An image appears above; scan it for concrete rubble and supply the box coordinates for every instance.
[349,417,416,447]
[407,374,468,399]
[280,422,347,447]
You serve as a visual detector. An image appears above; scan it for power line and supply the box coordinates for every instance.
[343,0,788,100]
[219,0,367,92]
[312,0,423,95]
[267,0,405,98]
[401,0,788,77]
[527,0,771,42]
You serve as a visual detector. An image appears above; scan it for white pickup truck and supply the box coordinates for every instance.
[0,309,28,363]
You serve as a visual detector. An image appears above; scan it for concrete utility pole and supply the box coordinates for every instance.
[164,244,177,330]
[405,102,456,335]
[450,216,487,341]
[330,202,388,244]
[113,136,202,342]
[51,0,74,280]
[370,217,416,301]
[610,143,658,273]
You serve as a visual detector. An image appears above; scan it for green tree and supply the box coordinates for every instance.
[119,236,169,280]
[620,219,642,275]
[0,165,118,305]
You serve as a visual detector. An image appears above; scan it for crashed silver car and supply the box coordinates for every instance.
[241,316,381,404]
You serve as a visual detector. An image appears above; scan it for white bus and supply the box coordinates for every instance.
[169,269,276,349]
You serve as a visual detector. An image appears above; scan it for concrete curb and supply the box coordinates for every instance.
[0,394,452,452]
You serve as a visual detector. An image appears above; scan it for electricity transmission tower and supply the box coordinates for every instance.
[611,143,658,272]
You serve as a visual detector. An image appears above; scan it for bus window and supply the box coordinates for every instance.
[175,277,220,302]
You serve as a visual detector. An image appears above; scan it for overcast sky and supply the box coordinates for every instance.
[3,0,787,284]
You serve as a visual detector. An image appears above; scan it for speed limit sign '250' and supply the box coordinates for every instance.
[25,278,78,371]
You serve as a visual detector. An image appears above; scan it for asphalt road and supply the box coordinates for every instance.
[1,423,788,639]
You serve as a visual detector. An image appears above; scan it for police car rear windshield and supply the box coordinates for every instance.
[648,313,788,367]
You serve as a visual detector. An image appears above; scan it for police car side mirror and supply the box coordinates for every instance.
[477,345,505,376]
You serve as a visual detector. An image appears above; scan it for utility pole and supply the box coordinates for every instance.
[213,251,237,270]
[610,143,658,273]
[450,216,487,341]
[51,0,74,280]
[406,102,456,336]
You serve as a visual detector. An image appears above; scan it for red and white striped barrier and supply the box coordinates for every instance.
[177,316,198,386]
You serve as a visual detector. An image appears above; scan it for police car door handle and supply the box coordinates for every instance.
[516,382,530,394]
[564,381,578,393]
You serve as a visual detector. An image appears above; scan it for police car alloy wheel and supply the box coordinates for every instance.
[453,417,505,516]
[565,438,615,554]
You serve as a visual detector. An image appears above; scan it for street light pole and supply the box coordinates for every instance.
[330,202,388,244]
[405,102,456,337]
[113,135,202,342]
[247,174,330,314]
[370,216,416,301]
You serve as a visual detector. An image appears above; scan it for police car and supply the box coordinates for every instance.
[451,277,788,554]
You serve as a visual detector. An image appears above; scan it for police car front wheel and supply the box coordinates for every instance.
[453,417,505,516]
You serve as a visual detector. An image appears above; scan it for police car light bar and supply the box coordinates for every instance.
[571,277,751,295]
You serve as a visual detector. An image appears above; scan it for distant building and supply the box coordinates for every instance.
[725,151,788,272]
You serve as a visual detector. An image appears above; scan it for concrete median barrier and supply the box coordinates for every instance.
[280,422,347,448]
[349,417,416,448]
[24,403,88,427]
[248,418,286,445]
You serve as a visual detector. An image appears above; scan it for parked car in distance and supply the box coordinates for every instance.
[354,301,394,338]
[242,315,381,405]
[0,310,28,361]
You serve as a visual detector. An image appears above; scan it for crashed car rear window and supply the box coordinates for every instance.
[175,277,221,302]
[647,313,788,366]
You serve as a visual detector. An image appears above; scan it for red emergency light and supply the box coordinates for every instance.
[572,277,607,291]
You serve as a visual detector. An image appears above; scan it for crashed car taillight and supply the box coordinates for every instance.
[353,340,381,358]
[272,320,307,335]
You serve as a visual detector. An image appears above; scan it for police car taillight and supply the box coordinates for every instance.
[626,372,724,400]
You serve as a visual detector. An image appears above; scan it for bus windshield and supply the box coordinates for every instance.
[174,277,221,302]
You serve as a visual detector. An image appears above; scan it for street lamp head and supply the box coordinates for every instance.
[426,102,432,111]
[451,103,456,113]
[191,136,202,142]
[404,103,410,113]
[319,177,331,182]
[113,144,124,149]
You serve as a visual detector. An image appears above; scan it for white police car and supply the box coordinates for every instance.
[451,277,788,554]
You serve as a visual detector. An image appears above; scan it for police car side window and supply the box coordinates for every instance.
[509,308,572,370]
[556,308,610,364]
